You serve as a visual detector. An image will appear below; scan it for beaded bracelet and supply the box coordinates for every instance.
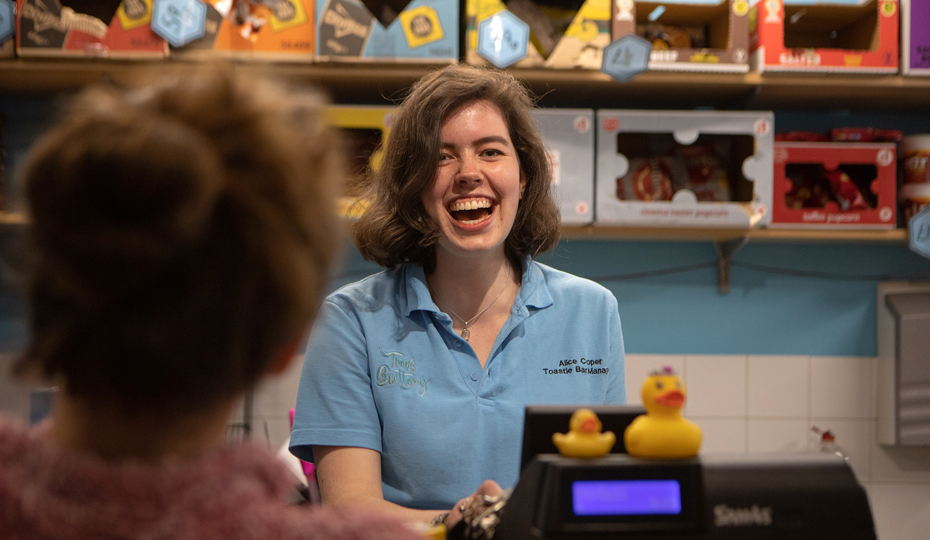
[430,512,450,527]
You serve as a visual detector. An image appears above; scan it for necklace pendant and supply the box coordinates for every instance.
[461,327,470,342]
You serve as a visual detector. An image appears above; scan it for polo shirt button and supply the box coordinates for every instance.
[471,372,479,381]
[454,340,463,348]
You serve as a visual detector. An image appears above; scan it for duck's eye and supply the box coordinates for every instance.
[656,381,664,390]
[676,381,681,389]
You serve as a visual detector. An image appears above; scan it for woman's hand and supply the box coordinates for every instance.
[447,480,504,527]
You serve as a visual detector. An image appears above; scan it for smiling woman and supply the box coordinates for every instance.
[289,65,627,529]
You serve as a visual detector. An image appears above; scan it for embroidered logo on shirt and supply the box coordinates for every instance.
[542,358,609,375]
[376,349,431,396]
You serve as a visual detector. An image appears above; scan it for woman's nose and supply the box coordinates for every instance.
[456,156,481,184]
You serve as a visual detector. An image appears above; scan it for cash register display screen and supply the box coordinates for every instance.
[572,480,682,516]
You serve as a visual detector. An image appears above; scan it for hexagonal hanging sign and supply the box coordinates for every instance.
[477,10,529,69]
[908,205,930,260]
[0,0,15,45]
[601,34,652,84]
[151,0,206,48]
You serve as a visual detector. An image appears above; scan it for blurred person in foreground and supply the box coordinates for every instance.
[0,67,421,540]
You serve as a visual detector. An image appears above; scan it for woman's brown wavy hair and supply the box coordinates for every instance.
[352,65,560,273]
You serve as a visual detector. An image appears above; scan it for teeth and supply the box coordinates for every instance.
[450,199,491,212]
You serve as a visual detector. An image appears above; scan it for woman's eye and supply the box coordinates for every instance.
[482,148,503,157]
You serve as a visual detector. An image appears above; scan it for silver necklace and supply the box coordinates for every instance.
[429,280,509,342]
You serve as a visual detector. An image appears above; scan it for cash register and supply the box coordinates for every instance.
[495,408,877,540]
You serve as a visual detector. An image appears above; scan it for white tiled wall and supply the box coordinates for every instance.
[229,353,306,452]
[626,353,930,540]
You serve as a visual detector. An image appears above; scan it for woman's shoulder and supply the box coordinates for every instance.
[322,265,426,319]
[325,267,406,303]
[529,260,615,302]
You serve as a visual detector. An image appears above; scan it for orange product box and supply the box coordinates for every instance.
[771,141,897,228]
[172,0,313,61]
[16,0,167,58]
[612,0,751,73]
[749,0,898,73]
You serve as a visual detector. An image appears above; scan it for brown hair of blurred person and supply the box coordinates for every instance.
[14,67,343,419]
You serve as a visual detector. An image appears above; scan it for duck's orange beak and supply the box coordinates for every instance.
[655,390,685,408]
[579,418,598,433]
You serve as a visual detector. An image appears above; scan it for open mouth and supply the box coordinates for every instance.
[448,198,494,224]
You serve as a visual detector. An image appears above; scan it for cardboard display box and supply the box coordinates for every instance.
[172,0,315,61]
[903,0,930,75]
[770,141,897,228]
[466,0,611,69]
[325,106,396,217]
[749,0,898,73]
[535,109,595,225]
[595,109,774,228]
[16,0,167,58]
[612,0,751,73]
[315,0,457,62]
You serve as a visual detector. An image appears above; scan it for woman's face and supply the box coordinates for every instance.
[421,99,524,264]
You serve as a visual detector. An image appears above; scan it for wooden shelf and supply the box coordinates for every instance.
[0,208,907,244]
[3,59,930,111]
[562,226,909,244]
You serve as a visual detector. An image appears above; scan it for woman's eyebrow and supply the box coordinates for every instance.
[440,135,511,148]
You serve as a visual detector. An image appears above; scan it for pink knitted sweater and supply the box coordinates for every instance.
[0,417,421,540]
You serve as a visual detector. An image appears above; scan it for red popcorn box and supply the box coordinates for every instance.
[750,0,898,73]
[16,0,167,58]
[771,141,897,229]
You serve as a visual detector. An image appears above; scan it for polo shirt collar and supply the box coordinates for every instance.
[403,256,553,318]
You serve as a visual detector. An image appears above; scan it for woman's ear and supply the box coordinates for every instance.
[519,170,526,199]
[268,340,302,375]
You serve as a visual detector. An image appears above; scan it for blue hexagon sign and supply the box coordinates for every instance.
[601,34,652,84]
[477,11,529,69]
[152,0,206,48]
[0,0,14,45]
[909,205,930,260]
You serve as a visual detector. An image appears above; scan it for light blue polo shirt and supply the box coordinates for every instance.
[290,259,625,510]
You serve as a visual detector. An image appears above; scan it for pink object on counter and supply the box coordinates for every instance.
[290,409,316,481]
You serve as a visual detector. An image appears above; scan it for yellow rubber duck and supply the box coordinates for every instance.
[552,408,616,459]
[624,367,702,459]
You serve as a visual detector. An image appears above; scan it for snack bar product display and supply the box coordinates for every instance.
[315,0,458,62]
[16,0,168,58]
[466,0,611,68]
[171,0,315,61]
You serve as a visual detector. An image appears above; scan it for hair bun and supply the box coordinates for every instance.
[26,105,225,288]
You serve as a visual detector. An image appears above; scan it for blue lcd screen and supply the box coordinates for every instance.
[572,480,682,516]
